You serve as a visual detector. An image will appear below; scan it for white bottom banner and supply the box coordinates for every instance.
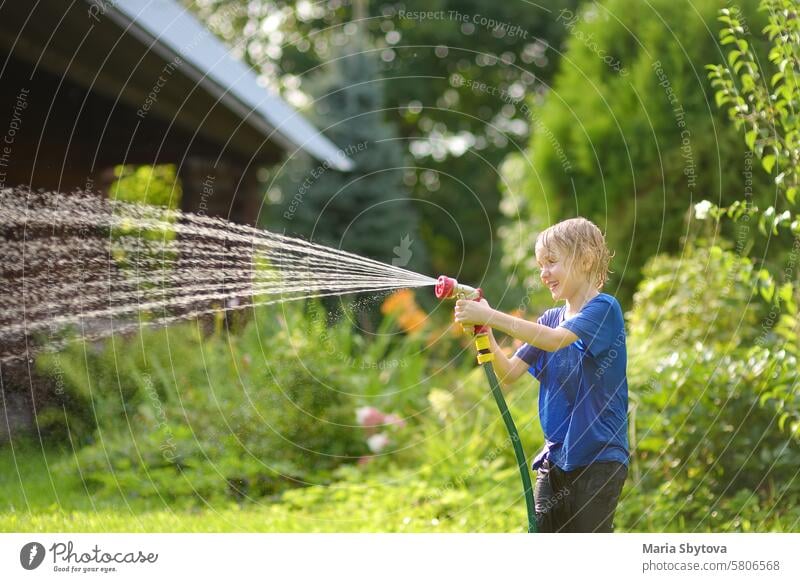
[1,533,798,581]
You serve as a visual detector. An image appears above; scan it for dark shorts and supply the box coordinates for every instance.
[534,459,627,533]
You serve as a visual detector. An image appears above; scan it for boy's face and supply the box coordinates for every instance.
[535,242,587,302]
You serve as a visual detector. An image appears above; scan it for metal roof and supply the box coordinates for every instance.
[96,0,353,171]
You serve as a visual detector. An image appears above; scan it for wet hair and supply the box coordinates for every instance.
[535,217,613,290]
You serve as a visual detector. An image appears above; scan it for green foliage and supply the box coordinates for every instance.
[107,165,182,275]
[504,0,774,304]
[625,242,800,531]
[110,165,182,209]
[2,352,548,531]
[707,0,800,205]
[704,0,800,316]
[617,2,800,532]
[36,299,451,504]
[386,364,541,487]
[27,286,547,524]
[273,41,426,272]
[701,0,800,446]
[627,242,766,353]
[7,348,800,532]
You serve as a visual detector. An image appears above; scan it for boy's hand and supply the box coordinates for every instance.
[454,298,495,326]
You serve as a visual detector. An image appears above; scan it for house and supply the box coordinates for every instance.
[0,0,352,225]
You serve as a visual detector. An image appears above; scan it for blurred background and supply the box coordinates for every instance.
[0,0,798,532]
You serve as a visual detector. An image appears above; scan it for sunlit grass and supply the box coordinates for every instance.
[0,440,529,533]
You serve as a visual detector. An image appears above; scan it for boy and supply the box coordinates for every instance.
[454,217,629,532]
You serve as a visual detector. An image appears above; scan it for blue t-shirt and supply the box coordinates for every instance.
[514,293,629,472]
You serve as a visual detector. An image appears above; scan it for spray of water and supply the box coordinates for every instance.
[0,188,436,364]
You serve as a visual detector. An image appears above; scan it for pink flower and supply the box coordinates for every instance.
[366,433,390,453]
[356,406,385,428]
[384,413,406,428]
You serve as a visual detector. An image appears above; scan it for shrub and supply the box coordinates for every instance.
[502,0,774,304]
[36,290,472,504]
[624,241,799,531]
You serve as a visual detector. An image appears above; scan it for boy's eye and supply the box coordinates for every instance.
[536,255,557,268]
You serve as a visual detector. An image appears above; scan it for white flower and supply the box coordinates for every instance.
[427,388,454,422]
[694,200,713,220]
[366,433,390,453]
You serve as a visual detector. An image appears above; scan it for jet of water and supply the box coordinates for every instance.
[0,188,437,364]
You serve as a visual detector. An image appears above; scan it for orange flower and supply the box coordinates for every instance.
[382,289,427,334]
[399,310,426,333]
[381,288,415,315]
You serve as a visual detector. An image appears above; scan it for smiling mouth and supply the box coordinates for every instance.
[547,282,559,292]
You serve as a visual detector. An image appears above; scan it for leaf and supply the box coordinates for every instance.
[745,129,757,150]
[760,277,775,303]
[741,73,756,92]
[758,213,769,236]
[778,282,794,305]
[762,154,776,173]
[786,187,796,205]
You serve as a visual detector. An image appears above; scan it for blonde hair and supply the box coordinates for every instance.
[535,217,613,290]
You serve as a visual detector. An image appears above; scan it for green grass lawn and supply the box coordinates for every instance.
[0,440,528,533]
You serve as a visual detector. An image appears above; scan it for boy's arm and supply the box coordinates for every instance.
[488,310,578,352]
[454,299,577,352]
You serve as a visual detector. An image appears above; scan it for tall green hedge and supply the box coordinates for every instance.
[502,0,774,305]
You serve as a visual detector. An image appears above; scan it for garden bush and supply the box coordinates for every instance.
[502,0,774,305]
[36,295,455,504]
[623,241,799,531]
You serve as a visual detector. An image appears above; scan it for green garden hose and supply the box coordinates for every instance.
[482,360,537,533]
[434,275,537,533]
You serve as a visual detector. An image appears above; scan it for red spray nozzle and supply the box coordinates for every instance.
[436,275,487,335]
[435,275,455,299]
[435,275,481,301]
